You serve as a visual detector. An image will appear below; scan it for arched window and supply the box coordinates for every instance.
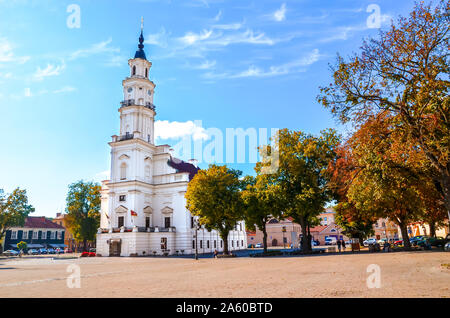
[132,65,136,76]
[145,68,148,78]
[120,162,127,180]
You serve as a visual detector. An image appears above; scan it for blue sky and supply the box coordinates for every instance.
[0,0,417,217]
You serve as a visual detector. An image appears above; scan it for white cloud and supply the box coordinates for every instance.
[94,170,110,182]
[69,38,120,60]
[273,3,287,22]
[155,120,209,141]
[24,87,32,97]
[214,10,222,22]
[188,60,216,70]
[53,86,76,94]
[179,29,214,45]
[146,27,171,48]
[0,37,30,65]
[204,49,320,80]
[33,62,65,81]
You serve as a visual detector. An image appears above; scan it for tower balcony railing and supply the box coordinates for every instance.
[117,132,134,142]
[120,99,156,111]
[120,99,135,107]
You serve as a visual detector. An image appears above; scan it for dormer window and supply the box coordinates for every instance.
[132,65,136,76]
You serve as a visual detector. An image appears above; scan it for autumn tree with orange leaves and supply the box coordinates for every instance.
[318,1,450,231]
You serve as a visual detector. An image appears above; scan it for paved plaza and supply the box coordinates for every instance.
[0,251,449,298]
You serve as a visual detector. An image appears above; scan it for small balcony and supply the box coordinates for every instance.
[99,226,176,233]
[117,132,134,142]
[120,99,135,107]
[120,100,156,111]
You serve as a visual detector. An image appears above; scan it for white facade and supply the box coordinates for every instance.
[96,29,247,256]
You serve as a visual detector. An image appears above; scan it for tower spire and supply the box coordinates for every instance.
[134,17,147,60]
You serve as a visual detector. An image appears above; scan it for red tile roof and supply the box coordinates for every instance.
[310,225,328,233]
[24,217,65,229]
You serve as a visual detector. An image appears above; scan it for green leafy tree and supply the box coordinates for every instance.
[185,165,245,255]
[242,174,282,253]
[274,128,340,252]
[318,0,450,229]
[65,181,101,252]
[0,188,34,252]
[17,241,27,256]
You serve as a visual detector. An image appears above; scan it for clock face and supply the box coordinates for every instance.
[147,90,152,96]
[127,87,133,93]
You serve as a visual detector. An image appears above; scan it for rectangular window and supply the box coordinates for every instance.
[191,217,194,228]
[200,240,203,248]
[164,217,171,228]
[119,195,126,202]
[207,240,210,249]
[145,217,150,228]
[57,231,62,240]
[239,223,242,231]
[11,230,17,239]
[51,231,56,239]
[118,216,124,228]
[214,240,217,248]
[231,240,234,247]
[221,240,223,248]
[236,240,239,247]
[241,240,244,247]
[23,230,28,240]
[33,231,38,239]
[192,240,195,249]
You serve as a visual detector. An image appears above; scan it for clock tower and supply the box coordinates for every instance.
[119,21,156,144]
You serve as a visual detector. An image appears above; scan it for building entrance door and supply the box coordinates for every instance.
[109,240,121,256]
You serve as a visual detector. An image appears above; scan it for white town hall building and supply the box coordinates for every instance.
[96,26,247,256]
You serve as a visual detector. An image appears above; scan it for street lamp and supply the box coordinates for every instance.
[194,218,199,260]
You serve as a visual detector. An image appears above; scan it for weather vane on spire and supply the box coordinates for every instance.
[141,16,144,32]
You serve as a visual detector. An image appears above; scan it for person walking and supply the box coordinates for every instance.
[337,239,342,252]
[213,249,218,258]
[341,239,346,251]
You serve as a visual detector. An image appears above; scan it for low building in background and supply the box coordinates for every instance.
[2,216,65,250]
[403,220,449,239]
[246,208,350,247]
[373,218,399,240]
[310,223,349,245]
[52,213,77,251]
[247,218,301,247]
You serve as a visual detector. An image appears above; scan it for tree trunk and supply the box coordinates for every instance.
[429,222,436,238]
[299,218,311,253]
[358,236,364,246]
[220,230,230,255]
[262,223,268,253]
[307,223,312,251]
[399,222,411,249]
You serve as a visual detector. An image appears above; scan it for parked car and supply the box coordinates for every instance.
[2,249,19,256]
[417,236,446,248]
[255,243,263,248]
[363,238,377,246]
[47,248,56,254]
[325,237,337,245]
[64,248,73,253]
[394,240,403,246]
[377,238,388,244]
[55,248,64,254]
[409,235,426,246]
[38,248,48,254]
[27,249,39,255]
[247,244,255,248]
[444,242,450,252]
